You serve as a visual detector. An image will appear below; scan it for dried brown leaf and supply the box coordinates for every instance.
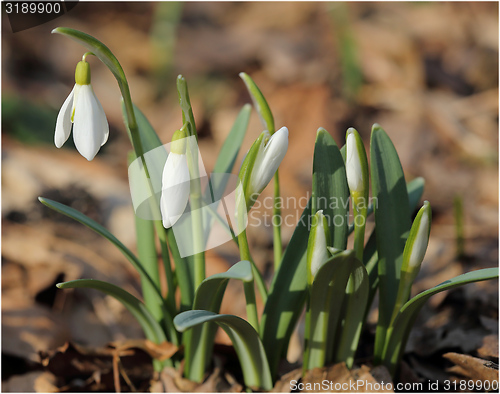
[477,335,499,359]
[301,363,394,392]
[444,352,499,382]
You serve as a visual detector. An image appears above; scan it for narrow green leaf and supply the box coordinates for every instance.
[38,197,162,301]
[201,105,251,245]
[370,124,411,363]
[135,214,162,321]
[184,261,252,382]
[305,250,368,370]
[213,104,251,175]
[239,72,274,133]
[122,102,163,154]
[177,75,197,137]
[174,310,273,391]
[383,268,499,375]
[347,177,425,235]
[57,279,166,344]
[261,200,311,377]
[313,128,349,250]
[363,177,425,307]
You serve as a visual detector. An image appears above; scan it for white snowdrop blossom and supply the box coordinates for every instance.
[55,58,109,161]
[160,131,190,228]
[248,126,289,197]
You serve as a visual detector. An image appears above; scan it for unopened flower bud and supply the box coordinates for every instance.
[403,201,432,275]
[345,128,368,204]
[239,126,288,209]
[307,210,331,284]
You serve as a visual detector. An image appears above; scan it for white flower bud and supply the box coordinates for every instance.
[345,128,367,196]
[248,126,288,197]
[307,210,331,284]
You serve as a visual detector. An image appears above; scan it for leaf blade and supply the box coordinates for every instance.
[174,310,273,391]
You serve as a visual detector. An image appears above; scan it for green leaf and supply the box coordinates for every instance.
[407,177,425,213]
[174,310,273,391]
[123,102,163,154]
[370,124,411,363]
[239,72,275,133]
[363,177,426,308]
[184,261,253,382]
[213,104,251,175]
[38,197,162,301]
[304,250,368,370]
[347,177,425,235]
[202,105,251,245]
[57,279,166,344]
[261,129,351,376]
[177,75,197,137]
[313,128,349,250]
[261,200,311,377]
[383,268,499,375]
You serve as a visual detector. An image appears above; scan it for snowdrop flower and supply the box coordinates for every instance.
[160,130,190,228]
[307,210,331,284]
[403,201,432,275]
[55,54,109,161]
[240,126,288,209]
[345,128,368,203]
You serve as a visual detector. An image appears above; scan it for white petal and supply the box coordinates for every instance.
[94,94,109,146]
[249,127,288,194]
[54,86,75,148]
[346,132,363,193]
[73,85,106,161]
[160,153,190,228]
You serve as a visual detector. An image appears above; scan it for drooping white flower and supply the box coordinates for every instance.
[307,210,331,284]
[248,126,289,198]
[160,131,190,228]
[55,57,109,161]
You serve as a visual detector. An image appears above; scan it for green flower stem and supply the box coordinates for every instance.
[243,280,260,335]
[154,220,177,316]
[191,190,206,290]
[237,230,267,332]
[167,230,194,311]
[237,230,260,333]
[389,270,413,328]
[272,171,282,270]
[177,77,206,291]
[353,204,367,262]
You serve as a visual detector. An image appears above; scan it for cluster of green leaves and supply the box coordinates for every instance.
[41,28,498,391]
